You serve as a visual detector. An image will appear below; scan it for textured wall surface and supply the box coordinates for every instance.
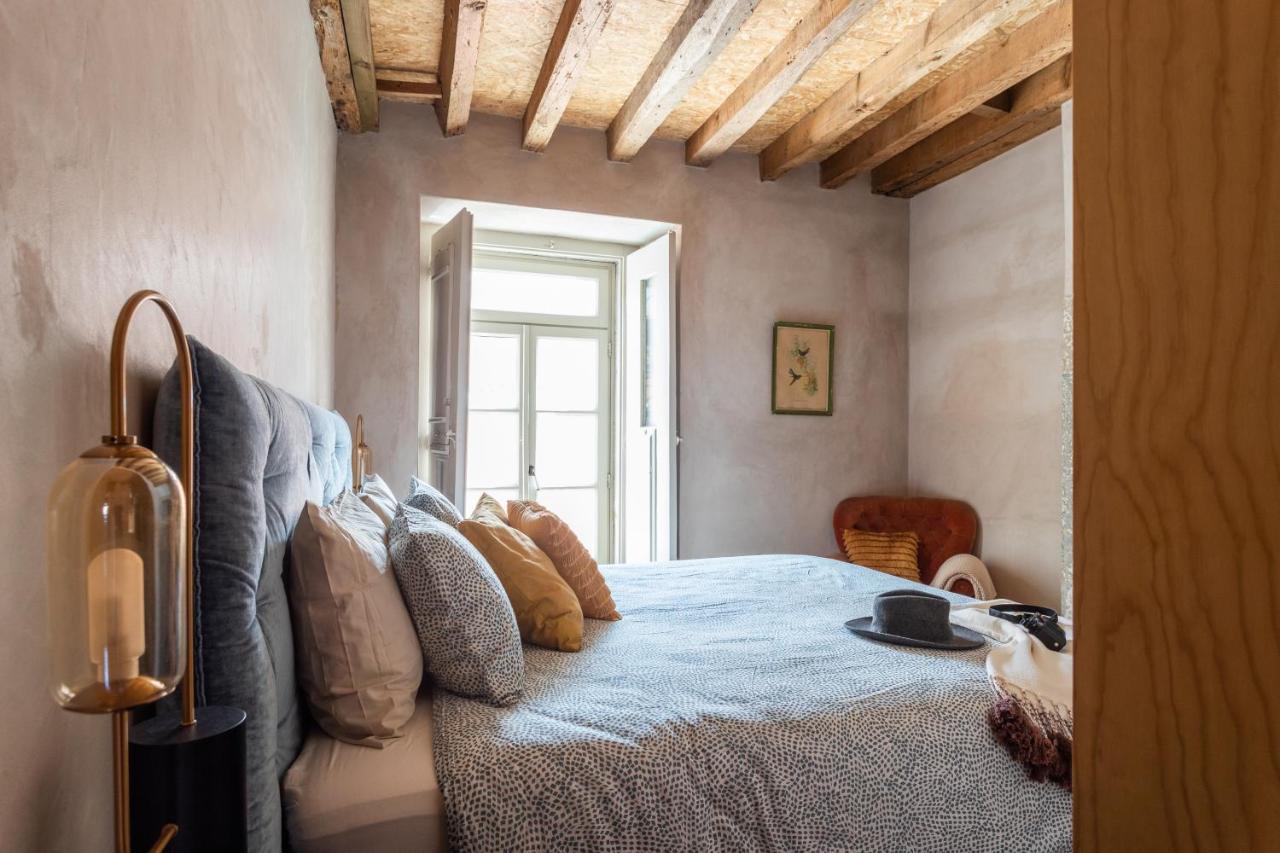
[907,128,1068,607]
[336,105,910,560]
[0,1,336,848]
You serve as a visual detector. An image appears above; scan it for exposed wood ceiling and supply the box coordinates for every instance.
[312,0,1072,196]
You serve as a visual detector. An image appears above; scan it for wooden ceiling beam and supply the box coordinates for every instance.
[685,0,878,167]
[338,0,379,130]
[437,0,489,136]
[970,90,1014,117]
[310,0,362,132]
[607,0,760,162]
[758,0,1048,182]
[376,70,442,104]
[523,0,617,153]
[820,0,1071,188]
[872,54,1072,197]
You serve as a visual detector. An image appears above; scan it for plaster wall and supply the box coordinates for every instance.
[0,0,337,848]
[336,104,911,560]
[907,128,1068,607]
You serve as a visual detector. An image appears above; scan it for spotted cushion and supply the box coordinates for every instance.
[388,504,523,705]
[405,475,462,526]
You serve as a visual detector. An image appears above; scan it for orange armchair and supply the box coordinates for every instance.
[832,496,988,597]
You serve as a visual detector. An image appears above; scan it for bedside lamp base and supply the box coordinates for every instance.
[130,706,248,853]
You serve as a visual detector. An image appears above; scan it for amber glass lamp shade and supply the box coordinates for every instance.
[46,439,186,714]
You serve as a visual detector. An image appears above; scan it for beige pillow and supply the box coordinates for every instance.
[289,491,423,747]
[457,502,583,652]
[840,529,922,583]
[508,500,620,620]
[358,473,398,528]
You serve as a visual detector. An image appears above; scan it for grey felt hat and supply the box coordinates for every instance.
[845,589,985,650]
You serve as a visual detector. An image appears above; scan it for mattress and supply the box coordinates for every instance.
[282,693,446,853]
[432,555,1072,852]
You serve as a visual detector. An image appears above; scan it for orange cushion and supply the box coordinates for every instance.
[458,497,583,651]
[840,529,922,583]
[508,500,620,621]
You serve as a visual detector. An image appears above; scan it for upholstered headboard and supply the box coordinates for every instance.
[154,337,350,853]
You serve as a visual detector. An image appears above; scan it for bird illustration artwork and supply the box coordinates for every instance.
[788,368,803,385]
[796,344,810,358]
[787,334,820,397]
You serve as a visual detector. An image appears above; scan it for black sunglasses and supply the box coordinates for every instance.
[988,604,1068,652]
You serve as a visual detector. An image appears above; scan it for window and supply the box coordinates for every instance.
[465,251,614,559]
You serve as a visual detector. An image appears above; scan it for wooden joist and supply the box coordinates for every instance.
[872,54,1072,197]
[524,0,617,152]
[338,0,379,131]
[376,70,442,104]
[607,0,760,162]
[685,0,877,167]
[437,0,489,136]
[820,0,1071,188]
[758,0,1048,181]
[310,0,362,131]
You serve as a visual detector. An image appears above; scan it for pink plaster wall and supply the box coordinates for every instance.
[335,104,910,560]
[0,1,336,848]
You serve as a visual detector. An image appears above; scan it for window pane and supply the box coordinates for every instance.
[469,331,520,409]
[536,413,597,487]
[466,411,520,489]
[535,488,598,557]
[472,267,598,317]
[464,488,519,519]
[535,337,598,411]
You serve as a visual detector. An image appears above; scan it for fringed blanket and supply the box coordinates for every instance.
[952,602,1074,788]
[432,556,1071,852]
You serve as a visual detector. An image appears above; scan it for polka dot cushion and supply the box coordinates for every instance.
[388,504,523,705]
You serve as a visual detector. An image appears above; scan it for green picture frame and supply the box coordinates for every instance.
[772,321,835,416]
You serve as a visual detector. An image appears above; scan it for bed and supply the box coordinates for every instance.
[155,339,1071,853]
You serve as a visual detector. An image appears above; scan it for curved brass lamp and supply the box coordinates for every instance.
[46,291,194,852]
[352,414,372,489]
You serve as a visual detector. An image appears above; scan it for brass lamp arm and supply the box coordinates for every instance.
[107,290,196,727]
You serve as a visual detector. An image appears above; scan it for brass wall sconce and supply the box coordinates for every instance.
[46,290,246,853]
[352,414,371,490]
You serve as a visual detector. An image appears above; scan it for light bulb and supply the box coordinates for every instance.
[87,547,146,682]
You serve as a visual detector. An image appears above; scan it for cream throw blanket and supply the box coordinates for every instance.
[951,600,1074,788]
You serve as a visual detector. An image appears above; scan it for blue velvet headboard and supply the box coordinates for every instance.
[155,337,350,853]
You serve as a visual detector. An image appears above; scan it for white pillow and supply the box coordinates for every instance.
[358,473,398,528]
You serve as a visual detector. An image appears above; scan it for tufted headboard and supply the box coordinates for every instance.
[154,337,350,853]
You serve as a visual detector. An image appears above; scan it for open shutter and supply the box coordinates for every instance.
[622,231,678,561]
[421,208,473,508]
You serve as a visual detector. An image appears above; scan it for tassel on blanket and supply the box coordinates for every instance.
[987,695,1071,789]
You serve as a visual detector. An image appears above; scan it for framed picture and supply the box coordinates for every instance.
[772,321,834,416]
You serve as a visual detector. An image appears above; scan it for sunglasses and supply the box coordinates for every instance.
[989,604,1068,652]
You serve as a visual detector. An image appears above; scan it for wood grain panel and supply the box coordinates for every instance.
[1074,1,1280,850]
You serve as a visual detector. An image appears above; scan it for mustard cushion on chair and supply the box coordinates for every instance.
[840,529,922,583]
[508,500,620,621]
[458,497,584,651]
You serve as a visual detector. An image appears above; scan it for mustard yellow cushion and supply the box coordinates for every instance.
[508,500,620,621]
[471,492,509,524]
[840,529,922,583]
[458,502,583,652]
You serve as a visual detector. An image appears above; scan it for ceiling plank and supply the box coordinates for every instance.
[310,0,362,132]
[524,0,617,152]
[758,0,1048,182]
[970,90,1014,117]
[338,0,378,131]
[872,54,1072,197]
[820,0,1071,188]
[607,0,761,162]
[685,0,878,167]
[437,0,489,136]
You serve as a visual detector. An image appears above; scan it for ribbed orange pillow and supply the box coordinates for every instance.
[508,500,620,621]
[840,529,922,583]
